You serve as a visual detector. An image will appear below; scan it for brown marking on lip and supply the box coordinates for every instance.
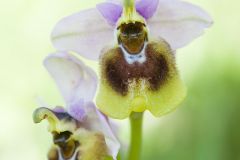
[101,40,175,96]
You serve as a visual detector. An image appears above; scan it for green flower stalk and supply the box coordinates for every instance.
[127,112,143,160]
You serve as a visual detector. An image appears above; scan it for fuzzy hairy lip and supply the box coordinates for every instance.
[97,39,186,119]
[101,40,172,96]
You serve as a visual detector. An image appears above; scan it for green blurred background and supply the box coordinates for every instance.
[0,0,239,159]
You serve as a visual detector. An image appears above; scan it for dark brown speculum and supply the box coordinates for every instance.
[101,41,175,96]
[118,22,147,54]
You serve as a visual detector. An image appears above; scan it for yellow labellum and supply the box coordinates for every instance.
[96,40,187,119]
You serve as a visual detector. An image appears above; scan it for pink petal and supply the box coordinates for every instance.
[44,52,98,115]
[51,9,114,60]
[147,0,213,49]
[68,99,87,121]
[136,0,159,19]
[96,2,123,25]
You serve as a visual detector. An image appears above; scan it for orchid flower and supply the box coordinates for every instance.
[33,53,120,160]
[51,0,212,119]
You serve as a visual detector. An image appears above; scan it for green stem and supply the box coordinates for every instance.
[123,0,135,17]
[127,112,143,160]
[124,0,135,8]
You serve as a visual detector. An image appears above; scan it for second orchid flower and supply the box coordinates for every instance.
[33,53,120,160]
